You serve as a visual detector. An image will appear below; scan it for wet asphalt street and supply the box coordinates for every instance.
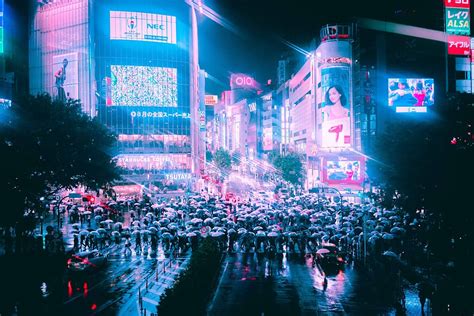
[208,252,424,316]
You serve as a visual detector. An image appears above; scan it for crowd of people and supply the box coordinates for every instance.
[64,193,415,264]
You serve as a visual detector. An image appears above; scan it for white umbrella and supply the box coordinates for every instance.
[316,248,330,255]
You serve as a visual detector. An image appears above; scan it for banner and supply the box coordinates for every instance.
[445,0,470,9]
[110,11,176,44]
[445,8,470,35]
[447,35,471,55]
[320,66,351,148]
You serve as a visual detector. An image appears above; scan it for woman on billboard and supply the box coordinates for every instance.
[322,84,350,146]
[323,85,349,120]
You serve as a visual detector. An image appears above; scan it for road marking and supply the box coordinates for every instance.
[207,260,229,313]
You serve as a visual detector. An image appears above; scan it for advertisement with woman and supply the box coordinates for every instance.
[320,66,351,148]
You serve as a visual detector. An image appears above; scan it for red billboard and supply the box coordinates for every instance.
[447,35,471,55]
[445,0,470,8]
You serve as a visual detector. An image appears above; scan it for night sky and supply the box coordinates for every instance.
[199,0,444,94]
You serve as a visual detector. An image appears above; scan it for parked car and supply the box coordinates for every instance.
[67,250,107,272]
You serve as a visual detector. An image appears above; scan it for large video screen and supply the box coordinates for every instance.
[110,11,176,44]
[111,65,178,107]
[326,160,363,184]
[388,78,434,113]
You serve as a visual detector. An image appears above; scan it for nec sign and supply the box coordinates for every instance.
[147,23,164,30]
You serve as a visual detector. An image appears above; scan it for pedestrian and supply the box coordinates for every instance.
[323,276,328,291]
[418,281,429,315]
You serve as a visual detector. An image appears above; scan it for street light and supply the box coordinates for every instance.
[56,193,82,229]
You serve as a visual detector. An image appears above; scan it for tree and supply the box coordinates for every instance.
[0,94,121,227]
[369,92,474,260]
[205,150,213,162]
[271,152,305,185]
[212,148,232,175]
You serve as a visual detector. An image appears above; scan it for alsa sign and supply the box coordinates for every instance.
[446,8,470,35]
[445,0,470,8]
[447,35,471,55]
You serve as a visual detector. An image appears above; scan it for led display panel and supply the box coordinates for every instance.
[388,78,434,113]
[110,11,176,44]
[111,65,178,107]
[325,160,363,185]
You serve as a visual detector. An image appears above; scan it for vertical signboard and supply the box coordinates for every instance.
[445,0,470,9]
[445,8,470,34]
[320,66,351,148]
[447,35,471,55]
[0,0,3,54]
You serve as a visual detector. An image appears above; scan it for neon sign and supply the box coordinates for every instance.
[130,111,191,118]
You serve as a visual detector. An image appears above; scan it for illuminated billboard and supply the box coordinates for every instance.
[320,66,351,148]
[263,127,273,151]
[445,0,470,9]
[445,8,470,35]
[388,78,434,113]
[52,52,79,101]
[324,159,364,185]
[111,65,177,107]
[205,95,218,105]
[110,11,177,44]
[0,0,3,54]
[116,154,191,170]
[230,73,260,90]
[447,35,471,55]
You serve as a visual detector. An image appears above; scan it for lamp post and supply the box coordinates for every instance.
[57,193,82,229]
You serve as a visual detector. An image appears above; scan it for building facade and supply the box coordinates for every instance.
[29,0,202,187]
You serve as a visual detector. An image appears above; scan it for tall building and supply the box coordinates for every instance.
[29,0,202,188]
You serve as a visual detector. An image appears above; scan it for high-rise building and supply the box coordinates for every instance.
[29,0,202,188]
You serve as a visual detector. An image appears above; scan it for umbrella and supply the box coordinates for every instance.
[94,215,102,221]
[94,207,104,213]
[383,233,395,240]
[268,231,279,237]
[316,248,330,255]
[72,223,80,229]
[162,232,173,239]
[191,218,203,224]
[79,230,89,236]
[114,222,122,229]
[211,232,224,238]
[83,211,91,215]
[187,232,197,238]
[132,230,140,236]
[383,251,399,258]
[256,231,266,237]
[253,226,263,231]
[149,227,158,233]
[111,231,120,237]
[90,231,100,237]
[132,220,141,226]
[97,228,107,234]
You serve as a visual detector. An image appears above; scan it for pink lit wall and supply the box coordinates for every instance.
[29,0,95,116]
